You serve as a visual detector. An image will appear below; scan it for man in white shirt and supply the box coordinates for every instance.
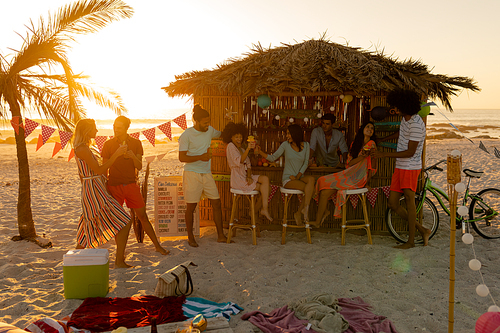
[309,113,348,168]
[372,89,430,249]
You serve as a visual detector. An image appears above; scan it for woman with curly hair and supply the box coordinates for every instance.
[313,122,378,227]
[221,122,273,222]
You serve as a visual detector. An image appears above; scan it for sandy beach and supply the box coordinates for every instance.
[0,135,499,332]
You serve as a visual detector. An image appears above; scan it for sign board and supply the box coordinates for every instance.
[210,139,226,156]
[154,176,199,237]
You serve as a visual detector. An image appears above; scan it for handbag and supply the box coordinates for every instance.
[154,261,196,297]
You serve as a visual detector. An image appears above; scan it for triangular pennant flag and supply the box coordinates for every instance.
[367,187,379,208]
[24,118,39,138]
[142,128,156,147]
[479,141,490,154]
[297,194,303,204]
[382,185,391,199]
[52,142,62,157]
[173,114,187,130]
[349,193,360,209]
[268,185,279,203]
[158,122,172,140]
[36,134,44,151]
[281,192,285,203]
[494,147,500,159]
[68,148,75,161]
[58,130,73,150]
[156,153,166,161]
[10,116,22,135]
[130,132,140,140]
[94,136,108,153]
[145,155,156,164]
[41,124,56,144]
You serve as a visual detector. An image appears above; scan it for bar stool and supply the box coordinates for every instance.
[280,187,312,244]
[341,188,372,245]
[227,188,259,245]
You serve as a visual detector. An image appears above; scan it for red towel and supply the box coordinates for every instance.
[241,305,317,333]
[67,295,187,332]
[338,297,398,333]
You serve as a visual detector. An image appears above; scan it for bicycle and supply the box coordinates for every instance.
[385,160,500,243]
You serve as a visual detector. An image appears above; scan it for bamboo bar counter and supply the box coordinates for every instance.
[162,38,479,234]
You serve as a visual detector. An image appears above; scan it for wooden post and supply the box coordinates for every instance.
[447,152,462,333]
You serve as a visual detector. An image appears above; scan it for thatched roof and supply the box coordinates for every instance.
[162,37,480,110]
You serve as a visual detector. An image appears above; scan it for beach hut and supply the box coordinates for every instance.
[162,37,479,233]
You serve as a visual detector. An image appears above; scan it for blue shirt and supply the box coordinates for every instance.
[310,127,348,167]
[267,141,310,185]
[178,126,221,173]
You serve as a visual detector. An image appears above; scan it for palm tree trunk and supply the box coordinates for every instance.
[9,104,37,239]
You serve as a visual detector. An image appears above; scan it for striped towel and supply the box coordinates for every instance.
[183,297,243,321]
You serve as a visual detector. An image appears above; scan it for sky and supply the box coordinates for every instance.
[1,0,499,120]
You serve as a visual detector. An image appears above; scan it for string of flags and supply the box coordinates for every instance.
[267,184,391,209]
[432,105,500,159]
[10,114,188,161]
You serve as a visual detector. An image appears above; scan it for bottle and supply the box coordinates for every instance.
[151,317,157,333]
[122,140,129,159]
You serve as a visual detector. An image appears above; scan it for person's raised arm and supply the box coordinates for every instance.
[377,131,399,143]
[76,144,127,175]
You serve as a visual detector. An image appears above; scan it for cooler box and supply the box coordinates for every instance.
[63,249,109,299]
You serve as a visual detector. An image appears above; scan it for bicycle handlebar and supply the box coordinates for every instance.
[424,159,446,173]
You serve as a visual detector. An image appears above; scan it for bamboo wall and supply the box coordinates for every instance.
[190,89,422,233]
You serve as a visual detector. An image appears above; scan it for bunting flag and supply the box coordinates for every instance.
[58,130,73,149]
[382,185,391,199]
[158,122,172,140]
[479,141,490,154]
[142,128,156,147]
[24,118,39,138]
[130,132,140,140]
[52,142,62,157]
[95,136,108,153]
[156,153,166,161]
[36,134,44,151]
[10,116,23,135]
[68,148,75,161]
[349,192,360,209]
[494,147,500,159]
[145,155,156,164]
[173,114,187,130]
[367,187,379,208]
[41,124,56,144]
[269,185,279,203]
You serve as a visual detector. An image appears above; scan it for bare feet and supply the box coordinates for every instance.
[115,261,133,268]
[320,210,330,226]
[393,242,415,249]
[260,209,273,222]
[421,228,432,246]
[188,238,199,247]
[294,211,303,226]
[218,235,233,243]
[301,206,309,222]
[156,246,170,255]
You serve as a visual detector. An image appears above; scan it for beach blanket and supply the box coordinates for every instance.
[183,297,243,321]
[67,295,187,332]
[241,305,316,333]
[338,297,398,333]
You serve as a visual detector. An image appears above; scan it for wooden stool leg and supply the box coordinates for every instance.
[341,194,348,245]
[227,194,238,243]
[305,222,312,244]
[361,194,373,244]
[250,194,257,245]
[282,194,289,245]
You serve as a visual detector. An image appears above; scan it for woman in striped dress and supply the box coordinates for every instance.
[73,119,132,268]
[312,122,378,226]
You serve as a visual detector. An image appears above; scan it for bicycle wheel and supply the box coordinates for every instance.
[469,188,500,239]
[386,196,439,244]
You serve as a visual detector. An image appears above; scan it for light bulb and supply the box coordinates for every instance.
[450,149,461,158]
[455,183,466,193]
[262,109,267,114]
[317,113,322,118]
[469,259,481,271]
[275,115,280,120]
[304,117,309,123]
[289,118,294,123]
[457,205,468,216]
[330,106,335,111]
[476,284,490,297]
[488,305,500,312]
[462,233,474,244]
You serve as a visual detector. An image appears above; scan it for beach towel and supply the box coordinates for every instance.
[288,293,349,333]
[241,305,317,333]
[338,297,398,333]
[67,295,186,332]
[183,297,243,321]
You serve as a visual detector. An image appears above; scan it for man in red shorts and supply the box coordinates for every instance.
[372,89,431,249]
[102,116,168,255]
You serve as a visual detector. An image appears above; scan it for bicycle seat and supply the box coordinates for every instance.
[463,169,483,178]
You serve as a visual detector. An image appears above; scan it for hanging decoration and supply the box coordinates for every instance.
[257,94,272,109]
[173,114,187,130]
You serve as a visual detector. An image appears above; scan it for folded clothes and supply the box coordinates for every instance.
[67,295,187,332]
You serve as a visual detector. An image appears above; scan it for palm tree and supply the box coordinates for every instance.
[0,0,133,246]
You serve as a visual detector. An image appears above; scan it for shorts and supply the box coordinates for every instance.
[183,171,220,203]
[390,168,421,193]
[107,183,145,209]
